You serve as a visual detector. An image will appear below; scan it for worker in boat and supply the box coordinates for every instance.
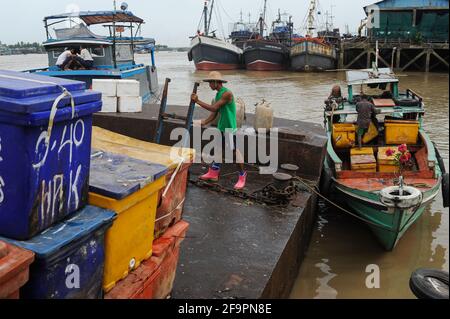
[356,95,381,149]
[55,47,77,70]
[325,85,346,122]
[74,45,95,70]
[191,71,247,190]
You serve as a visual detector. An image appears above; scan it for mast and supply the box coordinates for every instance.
[207,0,215,35]
[203,1,208,36]
[307,0,316,37]
[259,0,267,37]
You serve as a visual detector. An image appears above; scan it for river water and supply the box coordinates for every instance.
[1,52,448,299]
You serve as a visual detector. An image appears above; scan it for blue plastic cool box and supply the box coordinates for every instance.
[0,205,116,299]
[0,70,102,240]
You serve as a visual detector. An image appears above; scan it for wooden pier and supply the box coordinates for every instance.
[339,39,449,72]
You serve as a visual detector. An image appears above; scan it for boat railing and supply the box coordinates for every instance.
[406,89,424,103]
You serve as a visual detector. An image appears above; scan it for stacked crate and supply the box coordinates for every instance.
[0,70,116,299]
[88,151,168,293]
[93,79,142,113]
[90,127,195,299]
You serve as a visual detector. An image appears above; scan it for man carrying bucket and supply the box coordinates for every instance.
[191,71,247,190]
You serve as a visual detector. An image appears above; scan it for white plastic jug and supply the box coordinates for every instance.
[254,99,274,131]
[236,97,246,128]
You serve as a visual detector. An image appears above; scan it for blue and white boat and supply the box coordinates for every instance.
[26,9,158,103]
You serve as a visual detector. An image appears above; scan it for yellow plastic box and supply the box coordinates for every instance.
[89,151,167,293]
[385,120,419,145]
[351,154,377,172]
[92,127,195,239]
[332,124,356,149]
[377,146,400,173]
[351,147,374,156]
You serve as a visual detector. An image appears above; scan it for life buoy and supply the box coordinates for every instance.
[380,186,422,208]
[410,268,449,299]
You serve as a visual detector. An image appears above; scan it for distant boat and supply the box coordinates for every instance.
[290,0,337,71]
[229,12,260,50]
[243,3,290,71]
[188,0,242,70]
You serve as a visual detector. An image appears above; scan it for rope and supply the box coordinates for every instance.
[293,177,397,233]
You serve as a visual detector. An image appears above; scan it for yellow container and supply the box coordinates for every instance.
[385,120,419,145]
[377,146,400,173]
[351,147,374,156]
[332,124,356,149]
[89,151,167,293]
[362,122,379,144]
[351,154,377,172]
[92,127,195,170]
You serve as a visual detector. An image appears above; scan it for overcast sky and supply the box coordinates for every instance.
[0,0,375,46]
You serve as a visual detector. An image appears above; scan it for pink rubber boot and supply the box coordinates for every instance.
[234,172,247,190]
[199,167,220,182]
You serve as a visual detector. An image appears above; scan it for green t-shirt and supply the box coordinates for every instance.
[215,87,237,133]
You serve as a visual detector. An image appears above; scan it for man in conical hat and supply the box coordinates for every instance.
[191,71,247,190]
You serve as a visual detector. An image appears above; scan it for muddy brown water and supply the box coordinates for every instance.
[1,52,448,299]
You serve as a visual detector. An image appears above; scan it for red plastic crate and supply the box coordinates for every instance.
[155,164,191,239]
[0,241,34,299]
[105,221,189,299]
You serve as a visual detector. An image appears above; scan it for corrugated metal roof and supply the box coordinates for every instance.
[365,0,449,10]
[44,11,144,25]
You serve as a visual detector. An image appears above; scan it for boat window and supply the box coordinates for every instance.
[90,47,105,57]
[52,49,66,59]
[115,44,133,61]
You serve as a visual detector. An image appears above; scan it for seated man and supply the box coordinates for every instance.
[356,95,381,149]
[55,47,76,70]
[74,45,94,70]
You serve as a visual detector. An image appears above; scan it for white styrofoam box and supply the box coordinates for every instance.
[92,79,117,97]
[100,96,118,113]
[118,96,142,113]
[116,79,140,97]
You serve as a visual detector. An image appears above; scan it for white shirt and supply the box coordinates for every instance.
[56,50,72,66]
[80,48,94,61]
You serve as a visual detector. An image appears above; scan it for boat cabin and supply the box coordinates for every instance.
[41,11,154,70]
[25,10,159,102]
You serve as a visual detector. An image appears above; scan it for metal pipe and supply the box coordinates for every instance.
[151,47,156,67]
[112,0,117,68]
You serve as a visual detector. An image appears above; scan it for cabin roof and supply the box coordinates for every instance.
[44,11,144,25]
[43,39,112,47]
[346,68,399,86]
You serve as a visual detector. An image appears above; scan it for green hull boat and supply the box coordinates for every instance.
[322,67,445,251]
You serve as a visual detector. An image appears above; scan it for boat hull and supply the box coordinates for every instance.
[243,40,289,71]
[188,36,243,71]
[323,158,441,251]
[290,41,337,71]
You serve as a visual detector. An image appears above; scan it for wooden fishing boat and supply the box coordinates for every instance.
[322,67,448,251]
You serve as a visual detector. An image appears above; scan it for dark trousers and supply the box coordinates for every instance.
[74,57,94,69]
[58,56,73,70]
